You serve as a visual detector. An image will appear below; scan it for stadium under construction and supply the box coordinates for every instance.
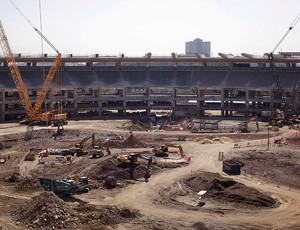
[0,52,300,122]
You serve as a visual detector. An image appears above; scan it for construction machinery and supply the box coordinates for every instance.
[190,119,219,133]
[62,133,95,156]
[39,177,93,196]
[266,12,300,121]
[152,143,185,158]
[117,153,153,180]
[0,16,66,126]
[91,146,105,158]
[237,116,259,133]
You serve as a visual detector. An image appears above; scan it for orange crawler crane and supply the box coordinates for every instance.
[0,20,66,126]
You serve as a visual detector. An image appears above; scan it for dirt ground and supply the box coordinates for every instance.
[0,119,300,230]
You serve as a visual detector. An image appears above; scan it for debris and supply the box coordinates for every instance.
[12,191,80,229]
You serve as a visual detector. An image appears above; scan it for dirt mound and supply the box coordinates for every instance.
[122,134,145,148]
[76,203,141,225]
[14,176,42,192]
[12,191,80,229]
[184,171,278,208]
[0,142,12,150]
[87,156,161,181]
[4,172,21,183]
[12,192,141,229]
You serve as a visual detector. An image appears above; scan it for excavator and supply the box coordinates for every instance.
[238,116,259,133]
[117,153,153,181]
[62,133,95,156]
[0,16,66,126]
[152,143,185,158]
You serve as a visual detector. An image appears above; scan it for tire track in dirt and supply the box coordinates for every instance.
[95,141,300,228]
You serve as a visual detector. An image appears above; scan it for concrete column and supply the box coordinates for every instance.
[98,88,102,117]
[172,88,176,108]
[245,89,249,117]
[1,90,5,121]
[119,88,125,116]
[74,88,78,117]
[146,88,151,116]
[221,88,225,116]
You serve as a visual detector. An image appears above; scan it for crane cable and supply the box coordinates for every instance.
[9,0,60,54]
[38,0,48,114]
[271,11,300,54]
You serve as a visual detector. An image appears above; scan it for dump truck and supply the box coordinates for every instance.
[39,177,93,196]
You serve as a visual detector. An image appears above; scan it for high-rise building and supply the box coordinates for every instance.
[185,38,211,57]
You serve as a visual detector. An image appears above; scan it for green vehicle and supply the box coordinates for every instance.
[39,177,93,196]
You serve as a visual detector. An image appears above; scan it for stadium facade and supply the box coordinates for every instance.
[0,53,300,121]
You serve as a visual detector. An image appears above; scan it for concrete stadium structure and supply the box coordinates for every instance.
[0,53,300,121]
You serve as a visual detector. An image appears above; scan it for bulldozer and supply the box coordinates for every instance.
[152,144,185,158]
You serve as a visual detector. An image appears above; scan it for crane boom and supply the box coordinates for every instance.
[0,20,64,124]
[0,20,33,116]
[267,12,300,112]
[271,12,300,54]
[31,53,61,118]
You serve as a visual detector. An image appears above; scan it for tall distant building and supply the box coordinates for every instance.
[185,38,211,57]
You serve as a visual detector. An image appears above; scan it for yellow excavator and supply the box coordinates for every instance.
[62,133,95,156]
[238,116,259,133]
[152,143,185,158]
[0,16,66,126]
[117,153,153,180]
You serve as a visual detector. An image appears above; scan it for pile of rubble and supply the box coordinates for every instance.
[122,134,146,148]
[14,176,42,192]
[4,172,21,183]
[12,191,80,229]
[12,191,142,229]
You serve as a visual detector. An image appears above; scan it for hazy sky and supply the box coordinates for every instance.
[1,0,300,56]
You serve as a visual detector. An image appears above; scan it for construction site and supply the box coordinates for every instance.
[1,2,300,230]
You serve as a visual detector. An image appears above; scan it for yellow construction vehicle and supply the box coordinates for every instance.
[0,18,66,126]
[237,116,259,133]
[91,146,105,158]
[152,143,185,158]
[117,153,153,180]
[62,133,95,156]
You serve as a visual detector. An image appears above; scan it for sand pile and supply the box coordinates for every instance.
[12,191,80,229]
[193,135,232,144]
